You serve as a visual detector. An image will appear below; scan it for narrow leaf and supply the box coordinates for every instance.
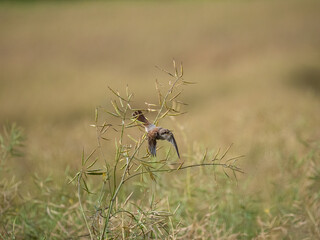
[84,148,97,165]
[82,178,91,194]
[169,90,182,101]
[159,109,170,119]
[201,148,208,163]
[182,80,197,85]
[127,134,138,143]
[104,110,120,118]
[155,79,163,105]
[212,148,221,161]
[81,148,85,166]
[68,172,80,184]
[95,108,98,123]
[173,59,178,77]
[126,84,129,97]
[118,91,124,108]
[168,112,187,117]
[108,86,128,102]
[111,100,122,116]
[87,172,105,176]
[87,158,99,169]
[220,143,233,161]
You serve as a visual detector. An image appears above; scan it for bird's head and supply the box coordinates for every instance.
[158,127,180,158]
[158,128,172,140]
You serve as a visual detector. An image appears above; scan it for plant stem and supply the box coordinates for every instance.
[101,72,182,239]
[100,94,139,240]
[154,75,182,124]
[122,162,243,184]
[78,173,93,240]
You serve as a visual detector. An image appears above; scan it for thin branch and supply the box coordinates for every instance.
[77,173,93,240]
[123,162,244,184]
[154,62,183,124]
[101,130,146,239]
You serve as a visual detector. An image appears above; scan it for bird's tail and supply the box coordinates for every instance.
[133,110,150,126]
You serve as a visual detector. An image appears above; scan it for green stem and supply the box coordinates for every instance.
[122,162,243,184]
[154,75,182,124]
[78,173,93,240]
[101,137,146,240]
[95,113,112,207]
[111,95,132,203]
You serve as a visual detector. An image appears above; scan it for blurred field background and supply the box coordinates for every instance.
[1,0,320,239]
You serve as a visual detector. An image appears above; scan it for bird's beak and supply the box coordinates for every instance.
[169,134,180,159]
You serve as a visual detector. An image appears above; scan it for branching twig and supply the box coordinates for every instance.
[122,161,244,184]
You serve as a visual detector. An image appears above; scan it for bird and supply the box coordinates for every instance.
[133,110,180,158]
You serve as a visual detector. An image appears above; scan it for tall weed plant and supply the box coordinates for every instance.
[71,61,243,239]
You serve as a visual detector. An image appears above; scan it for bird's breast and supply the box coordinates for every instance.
[147,127,159,140]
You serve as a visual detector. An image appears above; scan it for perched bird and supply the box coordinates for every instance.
[133,110,180,158]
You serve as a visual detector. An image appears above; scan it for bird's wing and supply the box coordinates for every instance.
[148,137,157,157]
[167,134,180,159]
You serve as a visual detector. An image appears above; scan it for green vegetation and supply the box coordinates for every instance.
[1,0,320,239]
[1,63,320,238]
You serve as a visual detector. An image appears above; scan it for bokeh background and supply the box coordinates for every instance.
[1,0,320,238]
